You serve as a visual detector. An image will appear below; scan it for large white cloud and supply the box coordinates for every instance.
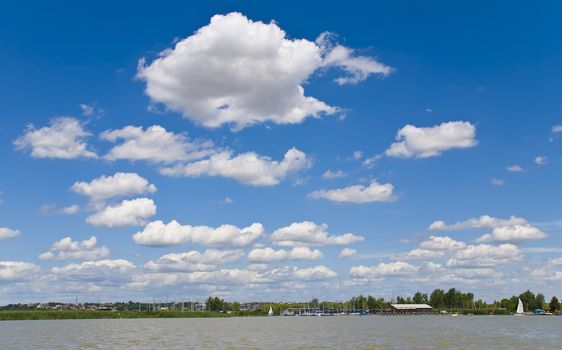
[270,221,363,246]
[86,198,156,227]
[309,180,395,203]
[101,125,215,163]
[476,224,546,243]
[446,244,523,268]
[71,172,157,203]
[144,249,244,272]
[38,236,109,261]
[429,215,527,231]
[14,117,97,159]
[0,227,20,240]
[0,261,39,280]
[247,246,323,262]
[137,12,390,129]
[385,121,477,158]
[133,220,264,247]
[161,148,310,186]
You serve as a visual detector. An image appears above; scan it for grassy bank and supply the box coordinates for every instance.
[0,310,245,321]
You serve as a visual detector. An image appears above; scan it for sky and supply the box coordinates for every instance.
[1,0,562,304]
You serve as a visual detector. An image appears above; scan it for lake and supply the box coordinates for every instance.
[1,316,561,349]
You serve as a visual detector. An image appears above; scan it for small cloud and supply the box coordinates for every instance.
[59,205,80,215]
[351,150,363,160]
[534,156,548,165]
[491,178,505,186]
[292,176,310,187]
[506,165,524,173]
[222,197,234,204]
[79,103,104,117]
[552,125,562,133]
[322,170,347,179]
[338,248,357,258]
[385,121,477,159]
[363,153,383,168]
[39,204,80,215]
[426,108,432,112]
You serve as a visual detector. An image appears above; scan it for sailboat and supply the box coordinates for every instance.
[268,306,274,316]
[515,298,525,316]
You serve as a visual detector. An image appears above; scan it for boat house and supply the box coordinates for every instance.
[390,304,434,314]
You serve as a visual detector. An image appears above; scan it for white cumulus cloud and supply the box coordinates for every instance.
[322,170,347,179]
[338,247,357,258]
[476,224,546,243]
[507,165,524,172]
[14,117,97,159]
[271,221,363,246]
[86,198,156,227]
[137,12,390,129]
[101,125,215,163]
[293,265,337,280]
[350,261,419,279]
[429,215,527,231]
[52,259,136,280]
[0,261,39,280]
[144,249,244,272]
[419,236,466,251]
[71,172,157,203]
[247,246,323,262]
[385,121,477,158]
[534,156,548,165]
[0,227,20,240]
[133,220,264,247]
[446,244,523,268]
[309,180,395,203]
[317,32,392,85]
[400,249,445,260]
[38,236,109,261]
[161,148,310,186]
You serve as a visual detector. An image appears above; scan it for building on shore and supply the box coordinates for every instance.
[390,304,434,314]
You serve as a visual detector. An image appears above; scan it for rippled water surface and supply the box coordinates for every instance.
[2,316,561,349]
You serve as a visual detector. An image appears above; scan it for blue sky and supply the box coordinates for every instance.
[1,0,562,303]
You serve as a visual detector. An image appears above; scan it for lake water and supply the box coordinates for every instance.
[1,316,561,349]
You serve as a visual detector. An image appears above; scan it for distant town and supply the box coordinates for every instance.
[1,288,560,320]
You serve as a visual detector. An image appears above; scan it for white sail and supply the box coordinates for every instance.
[268,306,274,316]
[516,298,524,314]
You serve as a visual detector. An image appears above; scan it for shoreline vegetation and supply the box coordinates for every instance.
[1,288,560,321]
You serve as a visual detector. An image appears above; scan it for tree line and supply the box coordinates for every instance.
[203,288,561,314]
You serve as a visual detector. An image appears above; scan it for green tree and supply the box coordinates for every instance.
[535,293,545,310]
[228,301,241,312]
[549,296,560,313]
[519,290,536,312]
[205,297,224,311]
[429,289,445,309]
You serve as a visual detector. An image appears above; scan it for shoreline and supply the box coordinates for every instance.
[0,310,240,321]
[0,310,532,321]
